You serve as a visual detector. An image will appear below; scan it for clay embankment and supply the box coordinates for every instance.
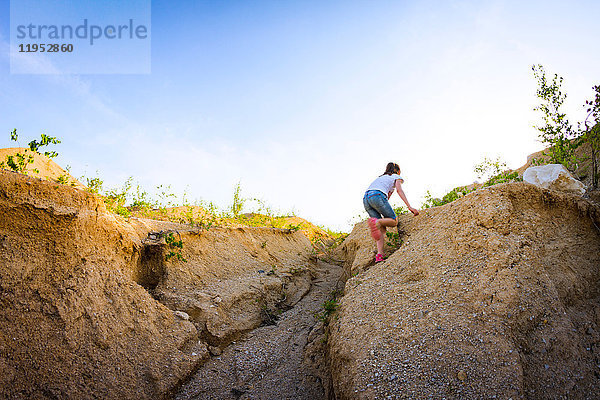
[329,182,600,399]
[0,169,325,399]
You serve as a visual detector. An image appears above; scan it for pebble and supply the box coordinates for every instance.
[174,311,190,320]
[209,346,222,356]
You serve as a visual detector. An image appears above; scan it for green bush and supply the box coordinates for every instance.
[0,129,60,174]
[422,186,475,208]
[164,231,186,262]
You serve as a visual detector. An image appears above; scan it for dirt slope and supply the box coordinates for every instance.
[330,183,600,399]
[0,169,322,399]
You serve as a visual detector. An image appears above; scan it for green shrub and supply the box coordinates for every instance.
[164,231,186,262]
[385,231,402,248]
[422,186,475,208]
[0,129,60,174]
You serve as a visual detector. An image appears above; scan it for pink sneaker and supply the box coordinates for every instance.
[375,253,385,263]
[367,218,382,241]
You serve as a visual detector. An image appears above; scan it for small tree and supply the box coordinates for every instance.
[582,85,600,188]
[532,65,580,171]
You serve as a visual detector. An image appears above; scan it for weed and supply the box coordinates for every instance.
[285,223,302,232]
[182,205,195,226]
[422,159,523,209]
[289,266,306,275]
[56,166,76,187]
[393,205,409,215]
[474,157,507,182]
[231,181,245,218]
[104,177,134,217]
[56,174,74,186]
[197,217,215,231]
[267,265,277,276]
[85,175,104,194]
[482,171,522,187]
[164,231,186,262]
[422,186,475,208]
[314,290,340,325]
[156,184,176,208]
[130,184,156,212]
[260,304,281,326]
[385,231,403,248]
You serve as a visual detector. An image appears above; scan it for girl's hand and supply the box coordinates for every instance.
[409,207,420,216]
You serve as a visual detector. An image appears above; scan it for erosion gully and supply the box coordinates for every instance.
[174,260,344,400]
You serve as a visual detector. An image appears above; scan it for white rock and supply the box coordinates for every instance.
[523,164,585,195]
[174,310,190,320]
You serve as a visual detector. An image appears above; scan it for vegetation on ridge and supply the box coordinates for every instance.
[532,64,599,188]
[421,64,599,209]
[0,129,61,174]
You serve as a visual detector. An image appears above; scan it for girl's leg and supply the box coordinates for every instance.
[377,217,397,228]
[375,217,397,254]
[364,192,397,258]
[376,234,384,255]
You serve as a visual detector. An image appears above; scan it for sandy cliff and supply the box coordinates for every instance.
[330,183,600,399]
[0,169,318,399]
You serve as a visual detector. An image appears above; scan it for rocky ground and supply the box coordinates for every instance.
[174,259,343,400]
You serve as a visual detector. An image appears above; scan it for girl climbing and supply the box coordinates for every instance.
[363,162,419,263]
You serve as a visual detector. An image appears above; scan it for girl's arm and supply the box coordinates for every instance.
[395,180,419,216]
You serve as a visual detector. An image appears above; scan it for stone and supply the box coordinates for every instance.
[523,164,585,195]
[174,311,190,320]
[209,346,222,356]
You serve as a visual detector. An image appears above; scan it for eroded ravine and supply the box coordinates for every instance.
[174,260,343,400]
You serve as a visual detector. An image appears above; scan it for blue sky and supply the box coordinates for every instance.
[1,0,599,231]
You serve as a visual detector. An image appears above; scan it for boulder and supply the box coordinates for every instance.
[523,164,585,194]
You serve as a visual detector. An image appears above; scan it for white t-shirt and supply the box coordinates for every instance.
[366,174,404,195]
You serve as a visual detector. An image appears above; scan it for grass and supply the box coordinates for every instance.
[314,289,341,325]
[80,176,345,254]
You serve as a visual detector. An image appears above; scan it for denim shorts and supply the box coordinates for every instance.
[363,190,396,219]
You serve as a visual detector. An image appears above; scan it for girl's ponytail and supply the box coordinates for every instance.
[382,162,400,176]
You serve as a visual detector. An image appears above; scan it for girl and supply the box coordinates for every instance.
[363,162,419,262]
